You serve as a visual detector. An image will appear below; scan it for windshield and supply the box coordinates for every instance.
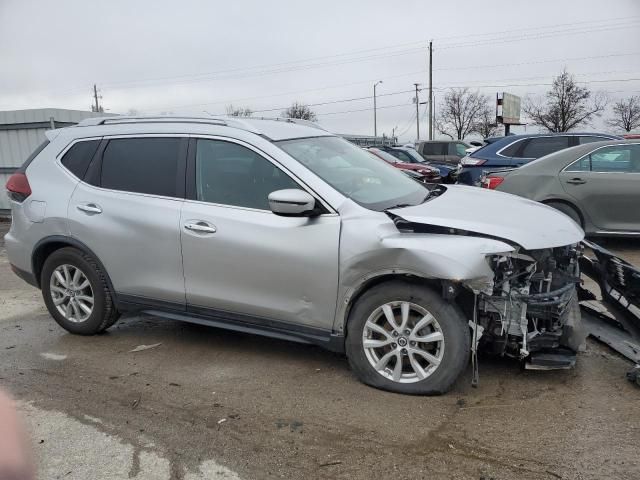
[398,148,427,163]
[368,148,399,163]
[277,136,428,211]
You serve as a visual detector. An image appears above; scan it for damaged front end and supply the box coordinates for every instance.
[464,244,586,372]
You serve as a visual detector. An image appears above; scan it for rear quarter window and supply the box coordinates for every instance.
[498,140,523,157]
[60,140,100,179]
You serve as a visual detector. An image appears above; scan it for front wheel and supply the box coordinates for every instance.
[346,281,470,395]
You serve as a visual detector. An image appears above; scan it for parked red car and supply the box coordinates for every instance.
[367,147,441,183]
[623,134,640,139]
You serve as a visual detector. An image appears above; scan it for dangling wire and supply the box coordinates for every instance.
[471,292,480,388]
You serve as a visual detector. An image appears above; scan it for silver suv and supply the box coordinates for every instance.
[4,116,585,394]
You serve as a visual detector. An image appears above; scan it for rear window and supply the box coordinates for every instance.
[519,137,570,158]
[100,138,181,197]
[61,140,100,179]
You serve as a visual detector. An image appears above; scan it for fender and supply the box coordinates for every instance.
[31,235,117,302]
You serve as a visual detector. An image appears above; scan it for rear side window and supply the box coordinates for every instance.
[61,140,100,179]
[590,144,640,172]
[520,137,570,158]
[100,138,181,197]
[422,143,445,155]
[578,136,612,145]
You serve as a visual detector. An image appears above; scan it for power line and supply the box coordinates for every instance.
[439,20,640,49]
[316,103,412,117]
[150,59,640,112]
[52,16,640,97]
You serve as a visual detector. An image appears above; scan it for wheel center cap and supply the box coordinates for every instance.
[397,337,408,347]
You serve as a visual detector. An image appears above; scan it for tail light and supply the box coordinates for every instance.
[6,172,32,202]
[482,176,504,189]
[460,156,487,166]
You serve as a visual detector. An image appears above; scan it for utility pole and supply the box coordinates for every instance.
[373,81,383,137]
[428,41,433,140]
[92,84,102,113]
[414,83,420,141]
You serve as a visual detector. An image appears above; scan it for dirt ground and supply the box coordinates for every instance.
[1,220,639,480]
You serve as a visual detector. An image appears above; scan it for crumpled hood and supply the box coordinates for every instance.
[389,185,584,249]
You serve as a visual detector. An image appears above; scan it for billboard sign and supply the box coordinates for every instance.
[497,92,521,125]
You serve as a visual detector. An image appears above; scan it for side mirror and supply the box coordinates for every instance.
[268,189,319,217]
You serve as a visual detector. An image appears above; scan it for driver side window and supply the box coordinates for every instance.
[195,139,300,210]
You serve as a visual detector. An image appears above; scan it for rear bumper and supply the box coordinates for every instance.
[457,166,511,186]
[10,263,38,288]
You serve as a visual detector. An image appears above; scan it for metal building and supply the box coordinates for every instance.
[0,108,106,212]
[340,133,397,147]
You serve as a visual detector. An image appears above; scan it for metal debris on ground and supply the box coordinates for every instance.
[627,365,640,387]
[580,240,640,382]
[129,343,162,353]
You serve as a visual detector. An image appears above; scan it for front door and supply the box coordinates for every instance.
[180,137,340,330]
[560,143,640,232]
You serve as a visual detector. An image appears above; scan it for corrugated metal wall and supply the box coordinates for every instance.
[0,127,49,169]
[0,109,107,211]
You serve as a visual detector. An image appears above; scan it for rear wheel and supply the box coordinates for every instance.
[545,201,582,228]
[41,247,119,335]
[346,281,470,395]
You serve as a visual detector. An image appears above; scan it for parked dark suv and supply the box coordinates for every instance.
[416,140,470,163]
[457,132,622,185]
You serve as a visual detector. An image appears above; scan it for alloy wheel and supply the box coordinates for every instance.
[49,264,94,323]
[362,301,445,383]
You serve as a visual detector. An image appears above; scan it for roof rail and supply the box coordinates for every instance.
[246,116,327,131]
[74,115,265,134]
[73,114,326,134]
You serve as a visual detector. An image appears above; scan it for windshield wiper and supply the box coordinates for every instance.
[384,203,413,211]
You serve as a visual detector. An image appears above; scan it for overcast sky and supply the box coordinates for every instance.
[1,0,639,142]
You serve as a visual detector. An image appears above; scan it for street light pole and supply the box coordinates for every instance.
[373,80,383,137]
[414,83,420,141]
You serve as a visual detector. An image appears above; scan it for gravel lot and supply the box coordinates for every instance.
[1,220,639,480]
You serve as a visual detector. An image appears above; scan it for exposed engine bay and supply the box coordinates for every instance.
[463,244,586,374]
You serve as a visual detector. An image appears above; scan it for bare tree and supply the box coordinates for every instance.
[282,102,317,121]
[225,104,253,117]
[608,96,640,132]
[472,104,501,138]
[437,88,489,140]
[524,69,606,132]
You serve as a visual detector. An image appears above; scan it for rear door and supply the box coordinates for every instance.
[421,142,446,162]
[560,143,640,232]
[511,136,570,166]
[68,135,187,305]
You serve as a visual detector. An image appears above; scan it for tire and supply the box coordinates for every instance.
[345,281,470,395]
[546,201,582,228]
[41,247,119,335]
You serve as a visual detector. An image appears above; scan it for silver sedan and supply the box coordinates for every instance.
[482,140,640,236]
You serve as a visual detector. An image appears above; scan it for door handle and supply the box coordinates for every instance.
[77,203,102,214]
[566,178,586,185]
[184,221,217,234]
